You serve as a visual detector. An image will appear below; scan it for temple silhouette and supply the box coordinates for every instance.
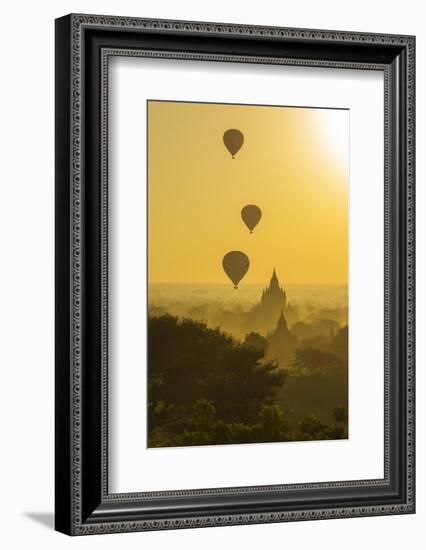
[266,309,296,368]
[245,268,298,335]
[259,268,287,316]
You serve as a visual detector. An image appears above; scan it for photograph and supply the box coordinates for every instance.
[147,100,349,448]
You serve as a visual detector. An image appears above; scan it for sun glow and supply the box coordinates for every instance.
[314,109,349,176]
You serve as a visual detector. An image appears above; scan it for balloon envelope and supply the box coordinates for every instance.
[223,129,244,158]
[241,205,262,233]
[222,251,249,289]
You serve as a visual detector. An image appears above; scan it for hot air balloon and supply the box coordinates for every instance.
[222,251,249,289]
[223,129,244,159]
[241,205,262,233]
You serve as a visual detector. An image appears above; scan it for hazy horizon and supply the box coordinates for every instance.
[148,282,348,330]
[148,282,349,286]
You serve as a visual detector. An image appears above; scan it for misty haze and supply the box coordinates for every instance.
[148,272,348,448]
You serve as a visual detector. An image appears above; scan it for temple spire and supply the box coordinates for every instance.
[270,268,279,289]
[276,309,288,333]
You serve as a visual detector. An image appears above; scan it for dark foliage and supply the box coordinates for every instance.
[292,347,343,375]
[148,314,348,447]
[148,315,286,446]
[243,331,268,352]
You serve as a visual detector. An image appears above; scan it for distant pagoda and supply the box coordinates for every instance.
[266,309,296,368]
[274,308,290,335]
[245,269,297,335]
[259,268,287,317]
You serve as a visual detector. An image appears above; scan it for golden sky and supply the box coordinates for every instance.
[148,100,348,285]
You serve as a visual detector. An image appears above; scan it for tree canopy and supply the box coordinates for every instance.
[148,315,286,445]
[148,314,348,447]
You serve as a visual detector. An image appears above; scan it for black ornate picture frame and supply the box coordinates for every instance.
[55,13,415,535]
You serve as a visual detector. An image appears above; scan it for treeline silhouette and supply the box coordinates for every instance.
[148,314,347,447]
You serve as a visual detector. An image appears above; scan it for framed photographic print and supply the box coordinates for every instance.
[55,14,415,535]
